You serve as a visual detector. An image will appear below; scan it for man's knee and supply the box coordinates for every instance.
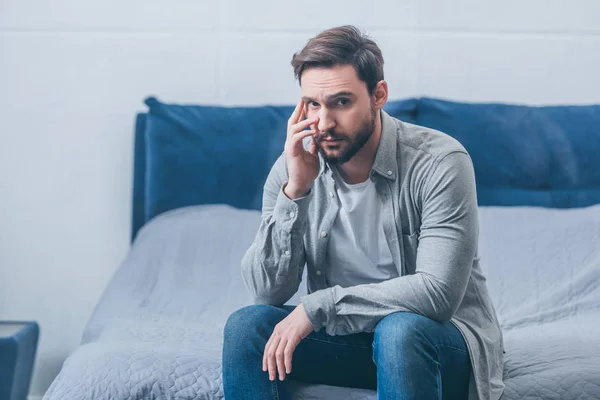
[373,312,437,365]
[225,305,276,338]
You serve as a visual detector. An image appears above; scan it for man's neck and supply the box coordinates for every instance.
[336,111,383,185]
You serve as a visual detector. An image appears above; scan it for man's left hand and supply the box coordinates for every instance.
[263,303,314,381]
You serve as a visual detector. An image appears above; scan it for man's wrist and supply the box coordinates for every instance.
[301,288,336,333]
[284,183,310,200]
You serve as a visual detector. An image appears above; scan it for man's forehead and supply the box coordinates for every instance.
[300,65,364,98]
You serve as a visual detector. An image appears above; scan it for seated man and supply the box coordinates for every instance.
[222,25,504,400]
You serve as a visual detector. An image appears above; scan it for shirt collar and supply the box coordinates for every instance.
[319,109,398,181]
[371,109,398,180]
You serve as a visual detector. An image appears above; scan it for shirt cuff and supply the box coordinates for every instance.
[272,183,312,233]
[301,287,336,332]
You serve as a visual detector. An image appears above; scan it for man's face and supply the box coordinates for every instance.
[301,64,376,165]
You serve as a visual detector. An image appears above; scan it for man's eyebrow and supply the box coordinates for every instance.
[302,91,355,104]
[326,91,355,101]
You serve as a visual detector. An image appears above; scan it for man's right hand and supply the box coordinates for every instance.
[283,100,320,199]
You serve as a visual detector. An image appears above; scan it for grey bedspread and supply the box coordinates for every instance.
[43,204,600,399]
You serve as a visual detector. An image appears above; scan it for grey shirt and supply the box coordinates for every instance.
[241,110,505,400]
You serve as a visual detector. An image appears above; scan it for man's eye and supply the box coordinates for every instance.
[336,98,350,106]
[308,101,320,108]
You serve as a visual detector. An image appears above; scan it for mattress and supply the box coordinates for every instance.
[43,204,600,399]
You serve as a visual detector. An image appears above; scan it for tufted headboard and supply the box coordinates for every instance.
[131,97,600,242]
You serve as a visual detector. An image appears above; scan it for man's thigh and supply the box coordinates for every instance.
[286,308,470,396]
[373,311,471,399]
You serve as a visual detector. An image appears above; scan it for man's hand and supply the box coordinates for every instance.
[263,303,314,381]
[284,100,320,199]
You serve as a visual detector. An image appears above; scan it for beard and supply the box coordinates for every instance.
[315,106,377,165]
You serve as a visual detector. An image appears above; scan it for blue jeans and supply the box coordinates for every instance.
[222,304,471,400]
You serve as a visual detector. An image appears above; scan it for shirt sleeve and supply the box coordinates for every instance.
[241,153,311,306]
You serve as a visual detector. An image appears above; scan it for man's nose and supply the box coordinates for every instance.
[317,109,335,133]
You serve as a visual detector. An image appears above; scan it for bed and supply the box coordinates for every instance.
[43,97,600,399]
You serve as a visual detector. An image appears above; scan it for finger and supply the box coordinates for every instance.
[288,100,303,127]
[267,337,280,381]
[288,131,317,156]
[262,338,269,372]
[292,130,317,145]
[263,333,275,372]
[276,338,287,381]
[298,103,306,123]
[291,117,318,135]
[284,339,298,374]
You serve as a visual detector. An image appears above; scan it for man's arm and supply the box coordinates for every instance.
[241,154,310,306]
[301,151,478,335]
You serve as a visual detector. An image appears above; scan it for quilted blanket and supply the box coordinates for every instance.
[43,204,600,399]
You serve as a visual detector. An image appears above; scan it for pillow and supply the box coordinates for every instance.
[132,113,148,242]
[141,97,418,223]
[416,97,600,208]
[144,97,292,223]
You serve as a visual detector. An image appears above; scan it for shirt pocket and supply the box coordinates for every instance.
[401,232,419,275]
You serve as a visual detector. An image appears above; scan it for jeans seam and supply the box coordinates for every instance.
[434,344,469,354]
[305,336,372,349]
[272,380,279,400]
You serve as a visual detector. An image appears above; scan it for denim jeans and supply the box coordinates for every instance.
[222,304,471,400]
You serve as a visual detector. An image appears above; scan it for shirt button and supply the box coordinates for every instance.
[387,170,393,176]
[316,270,322,276]
[330,192,335,198]
[284,250,290,256]
[320,231,328,238]
[289,211,295,218]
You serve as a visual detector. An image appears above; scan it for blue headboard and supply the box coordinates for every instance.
[132,112,148,243]
[131,97,600,242]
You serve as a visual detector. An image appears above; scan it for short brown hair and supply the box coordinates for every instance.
[291,25,384,94]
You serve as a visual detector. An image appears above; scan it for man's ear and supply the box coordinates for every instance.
[372,80,388,109]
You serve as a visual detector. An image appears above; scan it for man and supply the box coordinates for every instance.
[222,25,504,400]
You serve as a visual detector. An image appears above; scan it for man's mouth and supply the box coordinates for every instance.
[318,135,343,143]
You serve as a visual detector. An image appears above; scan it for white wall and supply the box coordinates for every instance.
[1,0,599,397]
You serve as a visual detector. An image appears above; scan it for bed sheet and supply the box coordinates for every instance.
[43,204,600,399]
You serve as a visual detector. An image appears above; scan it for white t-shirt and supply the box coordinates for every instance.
[326,166,398,288]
